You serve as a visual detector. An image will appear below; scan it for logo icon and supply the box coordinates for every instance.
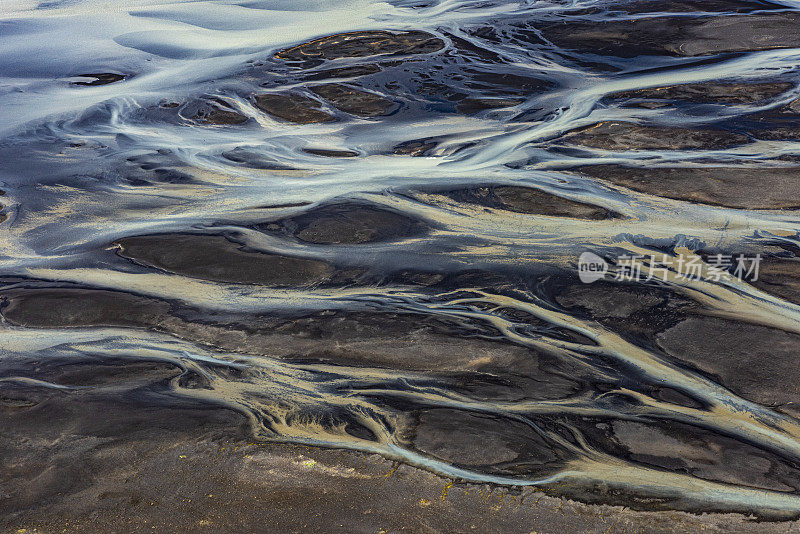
[578,251,608,283]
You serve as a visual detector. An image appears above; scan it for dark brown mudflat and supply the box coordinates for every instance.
[657,316,800,419]
[494,186,615,219]
[609,81,794,105]
[303,148,359,157]
[192,101,248,125]
[411,409,572,475]
[457,98,524,114]
[310,83,397,117]
[394,138,438,156]
[607,0,788,13]
[608,419,800,493]
[574,164,800,209]
[555,280,698,340]
[115,234,334,286]
[276,30,445,62]
[2,288,170,328]
[752,257,800,305]
[746,98,800,141]
[221,147,298,170]
[439,185,617,220]
[253,93,335,123]
[563,122,750,151]
[261,203,429,245]
[541,13,800,58]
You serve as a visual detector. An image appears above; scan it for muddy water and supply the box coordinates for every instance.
[3,0,800,520]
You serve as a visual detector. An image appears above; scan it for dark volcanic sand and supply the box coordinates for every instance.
[562,122,751,151]
[572,164,800,210]
[539,12,800,58]
[3,352,800,534]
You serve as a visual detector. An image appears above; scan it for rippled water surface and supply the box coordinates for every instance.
[4,0,800,523]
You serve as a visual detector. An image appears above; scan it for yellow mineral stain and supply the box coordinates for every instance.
[384,462,400,479]
[441,481,453,501]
